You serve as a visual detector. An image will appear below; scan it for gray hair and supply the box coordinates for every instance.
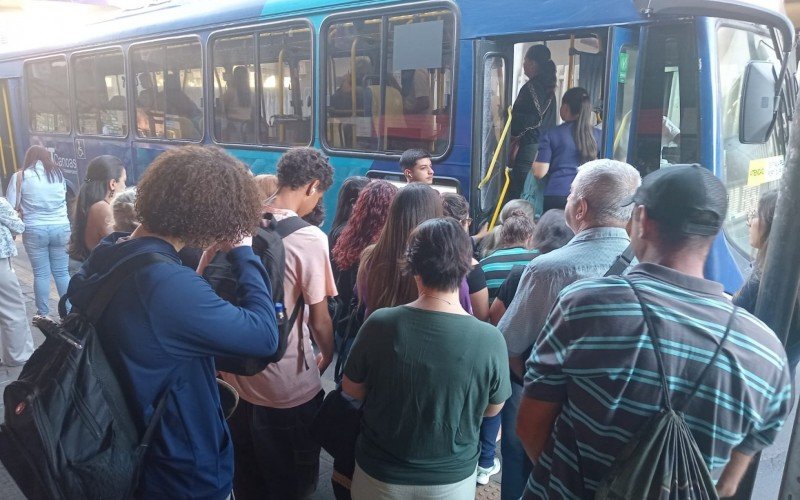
[571,159,641,225]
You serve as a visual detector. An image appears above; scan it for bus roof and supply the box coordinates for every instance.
[0,0,789,61]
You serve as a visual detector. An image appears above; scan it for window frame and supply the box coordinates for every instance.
[319,1,460,160]
[128,34,205,144]
[24,54,72,135]
[207,18,315,150]
[70,46,129,139]
[715,20,788,258]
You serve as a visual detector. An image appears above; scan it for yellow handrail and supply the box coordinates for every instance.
[350,39,358,119]
[1,83,17,173]
[488,167,512,230]
[567,35,576,89]
[278,49,285,143]
[478,105,513,189]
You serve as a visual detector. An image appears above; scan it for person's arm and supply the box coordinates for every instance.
[342,375,367,401]
[517,397,562,462]
[532,131,552,179]
[308,299,334,374]
[0,197,24,234]
[716,451,752,498]
[489,297,506,326]
[485,402,505,417]
[152,245,279,359]
[533,162,550,179]
[5,172,18,208]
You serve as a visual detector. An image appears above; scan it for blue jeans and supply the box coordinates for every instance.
[22,224,70,315]
[500,381,532,500]
[479,414,502,468]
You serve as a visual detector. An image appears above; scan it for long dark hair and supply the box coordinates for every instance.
[358,183,442,313]
[754,190,778,273]
[68,155,125,261]
[232,66,251,107]
[330,176,370,236]
[22,145,62,183]
[563,87,597,164]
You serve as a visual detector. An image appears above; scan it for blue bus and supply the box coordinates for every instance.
[0,0,794,291]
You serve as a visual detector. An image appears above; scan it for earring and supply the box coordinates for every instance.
[110,188,115,197]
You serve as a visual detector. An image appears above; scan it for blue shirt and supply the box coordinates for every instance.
[5,161,69,227]
[537,122,602,197]
[66,234,279,500]
[498,227,630,357]
[523,263,793,498]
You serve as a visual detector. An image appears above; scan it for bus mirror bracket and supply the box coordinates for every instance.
[740,60,777,144]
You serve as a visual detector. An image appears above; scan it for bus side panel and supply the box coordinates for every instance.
[698,18,744,293]
[77,139,133,186]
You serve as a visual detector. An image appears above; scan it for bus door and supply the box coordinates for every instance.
[605,26,640,164]
[471,39,513,222]
[0,79,20,192]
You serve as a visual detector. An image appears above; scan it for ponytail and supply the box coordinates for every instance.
[563,87,597,164]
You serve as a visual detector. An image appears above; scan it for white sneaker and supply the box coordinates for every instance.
[476,457,501,485]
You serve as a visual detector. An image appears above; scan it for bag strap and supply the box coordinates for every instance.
[14,170,23,212]
[604,244,635,277]
[624,277,737,413]
[273,214,311,238]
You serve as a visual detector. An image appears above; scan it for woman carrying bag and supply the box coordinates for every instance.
[506,44,557,213]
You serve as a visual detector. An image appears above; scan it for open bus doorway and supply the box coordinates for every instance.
[0,80,19,194]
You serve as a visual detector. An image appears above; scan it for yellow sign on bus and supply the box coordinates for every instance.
[747,155,784,187]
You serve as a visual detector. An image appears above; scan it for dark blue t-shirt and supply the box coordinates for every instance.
[537,122,602,197]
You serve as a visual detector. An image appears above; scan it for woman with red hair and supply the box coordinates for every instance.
[332,179,398,325]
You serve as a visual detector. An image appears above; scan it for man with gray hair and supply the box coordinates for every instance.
[496,159,640,500]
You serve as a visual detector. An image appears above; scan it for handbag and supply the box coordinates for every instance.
[312,388,362,460]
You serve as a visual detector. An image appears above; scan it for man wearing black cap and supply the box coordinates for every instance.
[516,164,793,499]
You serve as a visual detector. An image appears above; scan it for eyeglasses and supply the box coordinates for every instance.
[745,210,758,227]
[461,217,473,226]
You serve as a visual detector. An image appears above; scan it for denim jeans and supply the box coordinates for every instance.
[22,224,70,315]
[500,381,532,500]
[479,413,502,468]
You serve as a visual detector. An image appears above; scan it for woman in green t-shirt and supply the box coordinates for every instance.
[343,218,512,500]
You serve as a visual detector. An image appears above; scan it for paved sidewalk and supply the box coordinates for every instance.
[0,242,502,499]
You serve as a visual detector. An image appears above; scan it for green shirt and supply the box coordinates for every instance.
[344,305,512,485]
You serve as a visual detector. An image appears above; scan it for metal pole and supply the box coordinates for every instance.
[728,85,800,500]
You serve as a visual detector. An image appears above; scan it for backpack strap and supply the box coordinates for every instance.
[273,215,311,238]
[604,244,635,277]
[624,277,737,413]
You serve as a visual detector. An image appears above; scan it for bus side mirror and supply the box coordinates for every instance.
[740,60,777,144]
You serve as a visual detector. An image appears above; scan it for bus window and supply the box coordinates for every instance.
[73,49,127,137]
[25,57,70,134]
[631,23,699,176]
[478,55,506,213]
[132,39,203,141]
[324,8,455,154]
[612,44,639,162]
[259,24,313,147]
[718,25,787,255]
[212,34,257,144]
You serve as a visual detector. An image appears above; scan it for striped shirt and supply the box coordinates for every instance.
[522,263,794,499]
[479,247,539,301]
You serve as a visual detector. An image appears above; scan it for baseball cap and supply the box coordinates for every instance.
[622,164,727,236]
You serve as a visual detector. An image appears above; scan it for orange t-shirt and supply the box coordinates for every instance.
[223,209,338,409]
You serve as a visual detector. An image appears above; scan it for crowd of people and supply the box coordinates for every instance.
[0,131,795,500]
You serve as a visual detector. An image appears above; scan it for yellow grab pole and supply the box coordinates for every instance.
[567,36,576,89]
[1,83,17,172]
[350,39,358,118]
[277,49,285,143]
[478,105,513,189]
[489,167,512,230]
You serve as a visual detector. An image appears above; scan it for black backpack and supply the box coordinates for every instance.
[595,278,737,500]
[204,214,310,375]
[0,253,174,500]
